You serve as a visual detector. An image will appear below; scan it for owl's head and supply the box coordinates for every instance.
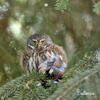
[27,33,53,51]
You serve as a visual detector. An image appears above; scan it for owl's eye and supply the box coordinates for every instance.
[41,39,45,44]
[32,40,37,45]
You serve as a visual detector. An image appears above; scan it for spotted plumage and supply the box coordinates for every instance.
[22,33,67,79]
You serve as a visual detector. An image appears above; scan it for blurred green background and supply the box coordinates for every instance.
[0,0,100,86]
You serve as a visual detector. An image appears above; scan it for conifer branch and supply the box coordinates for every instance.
[56,68,100,100]
[55,0,69,11]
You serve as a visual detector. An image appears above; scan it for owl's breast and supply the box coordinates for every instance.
[28,52,48,72]
[28,48,65,73]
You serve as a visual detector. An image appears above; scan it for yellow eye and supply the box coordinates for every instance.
[32,40,37,45]
[41,40,45,44]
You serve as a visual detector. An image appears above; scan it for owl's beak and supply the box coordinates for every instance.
[38,44,41,49]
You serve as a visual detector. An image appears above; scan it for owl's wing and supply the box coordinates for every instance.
[21,50,30,73]
[53,44,68,64]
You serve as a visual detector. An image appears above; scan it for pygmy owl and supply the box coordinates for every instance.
[22,33,67,80]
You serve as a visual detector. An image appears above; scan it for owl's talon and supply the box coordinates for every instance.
[49,68,54,74]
